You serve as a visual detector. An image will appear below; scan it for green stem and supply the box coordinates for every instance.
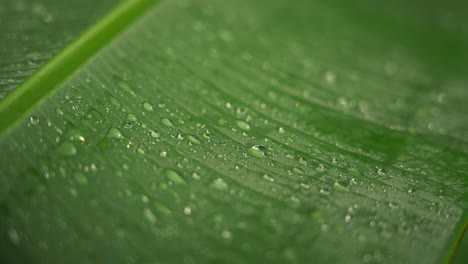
[0,0,158,136]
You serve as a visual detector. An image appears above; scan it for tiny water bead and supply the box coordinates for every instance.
[248,145,267,158]
[55,108,64,116]
[107,127,123,139]
[209,178,228,191]
[29,116,39,125]
[143,102,154,112]
[57,141,77,156]
[161,118,174,128]
[235,120,250,131]
[263,174,274,182]
[165,169,186,185]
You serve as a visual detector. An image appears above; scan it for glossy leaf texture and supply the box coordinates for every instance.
[0,0,121,99]
[1,0,467,263]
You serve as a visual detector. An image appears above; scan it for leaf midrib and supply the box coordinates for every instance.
[0,0,159,137]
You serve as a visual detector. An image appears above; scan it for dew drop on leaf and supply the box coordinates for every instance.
[235,120,250,131]
[57,141,77,156]
[161,118,174,128]
[29,116,39,125]
[107,127,123,139]
[248,145,267,158]
[165,169,186,185]
[187,134,201,145]
[209,178,228,191]
[143,102,154,112]
[126,113,137,122]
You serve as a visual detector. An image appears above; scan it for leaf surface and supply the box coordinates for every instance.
[0,0,467,263]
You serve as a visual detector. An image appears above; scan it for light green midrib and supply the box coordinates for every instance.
[0,0,159,137]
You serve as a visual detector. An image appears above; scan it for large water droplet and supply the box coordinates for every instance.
[57,141,77,156]
[235,120,250,131]
[66,126,86,142]
[127,113,137,122]
[107,127,123,139]
[292,167,304,175]
[114,76,135,95]
[248,145,267,158]
[143,102,154,112]
[161,118,174,128]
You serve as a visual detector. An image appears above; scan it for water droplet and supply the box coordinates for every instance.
[161,118,174,128]
[286,154,295,160]
[66,126,86,142]
[143,208,156,223]
[324,71,336,83]
[137,146,145,155]
[278,127,285,133]
[202,131,211,140]
[143,102,154,112]
[184,207,192,215]
[262,174,274,182]
[165,169,186,185]
[377,168,386,176]
[55,108,64,116]
[187,134,201,145]
[109,96,121,108]
[344,214,352,223]
[154,202,172,216]
[73,172,88,185]
[221,229,232,240]
[209,178,228,191]
[388,202,399,209]
[298,157,307,166]
[176,134,184,140]
[235,120,250,131]
[29,116,39,125]
[114,76,135,95]
[150,130,160,138]
[8,228,20,245]
[248,145,267,158]
[407,188,416,195]
[127,113,137,122]
[218,118,228,126]
[333,181,349,192]
[107,127,123,139]
[292,167,304,175]
[57,141,77,156]
[160,151,167,157]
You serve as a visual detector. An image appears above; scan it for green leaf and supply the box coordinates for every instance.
[1,0,467,263]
